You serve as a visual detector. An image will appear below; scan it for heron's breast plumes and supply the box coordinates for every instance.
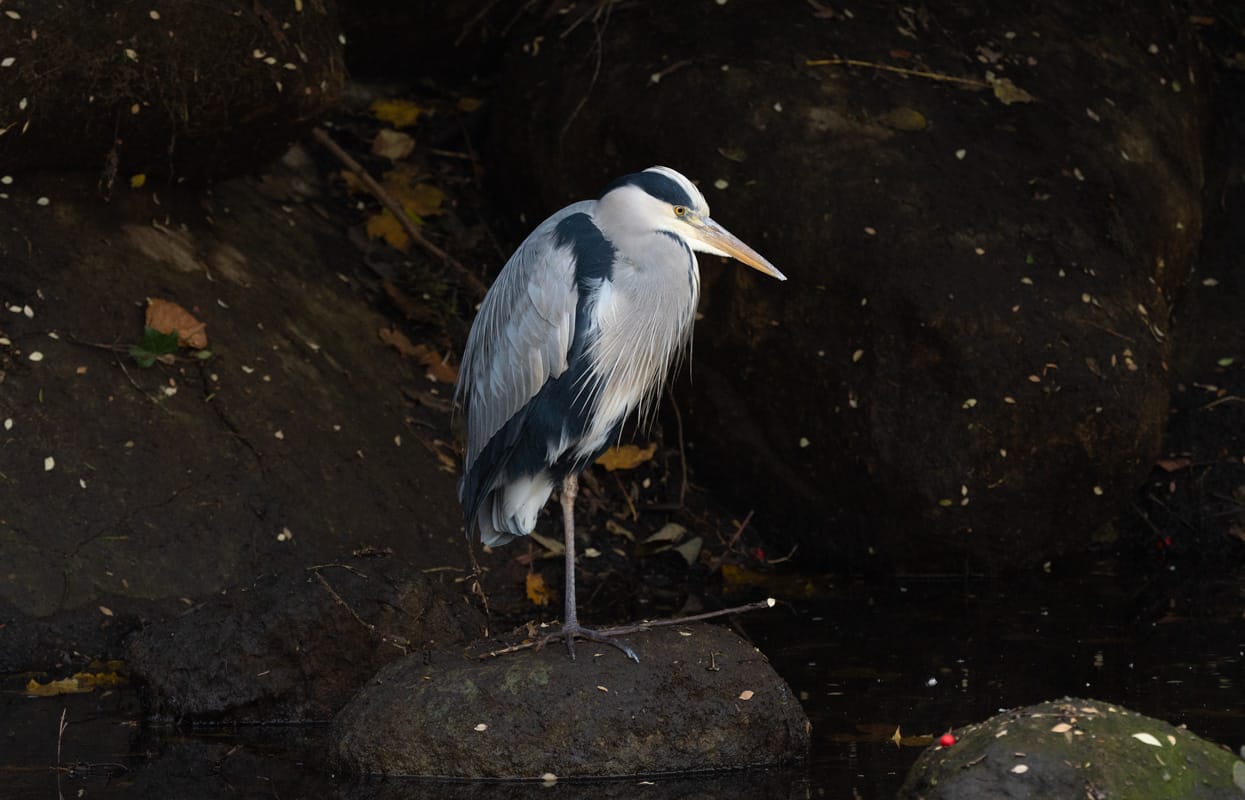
[572,247,699,460]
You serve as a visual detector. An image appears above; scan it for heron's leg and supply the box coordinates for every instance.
[553,473,640,663]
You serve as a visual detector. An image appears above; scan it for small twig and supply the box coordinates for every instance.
[57,708,67,767]
[612,471,639,522]
[805,57,989,89]
[668,390,689,507]
[305,562,368,578]
[311,127,488,301]
[1200,394,1243,411]
[472,598,776,659]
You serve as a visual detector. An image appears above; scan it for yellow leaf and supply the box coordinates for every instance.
[365,209,410,252]
[25,671,122,697]
[399,183,444,218]
[526,572,554,606]
[595,443,657,471]
[370,99,424,129]
[130,173,147,188]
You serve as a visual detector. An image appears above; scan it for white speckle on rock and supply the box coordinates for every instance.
[955,148,967,160]
[713,178,729,190]
[798,437,810,448]
[28,351,43,362]
[44,456,55,471]
[474,723,488,732]
[1092,485,1104,496]
[36,196,49,206]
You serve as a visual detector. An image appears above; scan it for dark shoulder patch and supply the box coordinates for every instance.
[554,212,615,286]
[599,171,694,208]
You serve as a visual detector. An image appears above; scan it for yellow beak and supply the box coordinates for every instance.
[692,217,786,280]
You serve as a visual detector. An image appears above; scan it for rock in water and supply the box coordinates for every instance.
[899,697,1245,799]
[331,622,809,778]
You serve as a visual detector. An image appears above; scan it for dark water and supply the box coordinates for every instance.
[3,565,1242,799]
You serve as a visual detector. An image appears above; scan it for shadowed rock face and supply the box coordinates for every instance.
[331,622,810,778]
[0,2,346,181]
[486,1,1207,571]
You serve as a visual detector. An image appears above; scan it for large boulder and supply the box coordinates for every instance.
[331,622,810,778]
[486,2,1207,571]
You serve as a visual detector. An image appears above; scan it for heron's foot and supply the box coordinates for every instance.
[541,622,640,663]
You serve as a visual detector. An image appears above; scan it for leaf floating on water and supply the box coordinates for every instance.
[525,572,553,606]
[595,443,657,471]
[1131,732,1163,747]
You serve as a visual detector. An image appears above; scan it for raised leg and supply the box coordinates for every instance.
[549,473,639,662]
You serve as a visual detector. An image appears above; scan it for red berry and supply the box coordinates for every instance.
[939,733,956,747]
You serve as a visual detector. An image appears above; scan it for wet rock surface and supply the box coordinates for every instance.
[126,560,484,722]
[898,697,1245,799]
[331,622,810,778]
[488,0,1207,572]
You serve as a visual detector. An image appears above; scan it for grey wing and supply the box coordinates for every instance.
[455,201,593,474]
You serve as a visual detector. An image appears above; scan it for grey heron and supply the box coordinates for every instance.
[457,166,785,661]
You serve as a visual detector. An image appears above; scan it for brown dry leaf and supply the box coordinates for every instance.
[370,99,424,128]
[372,129,415,161]
[596,443,657,471]
[366,209,410,252]
[526,572,554,606]
[378,326,421,357]
[1156,456,1192,472]
[146,297,207,349]
[398,339,458,385]
[1050,722,1073,733]
[457,96,484,113]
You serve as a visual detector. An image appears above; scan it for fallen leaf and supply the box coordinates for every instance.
[739,690,755,701]
[596,443,657,471]
[25,671,123,697]
[642,522,686,544]
[146,298,207,349]
[987,74,1036,105]
[370,98,424,128]
[674,536,703,566]
[378,328,459,383]
[366,209,411,252]
[1132,732,1162,747]
[526,572,553,606]
[1155,456,1192,472]
[1050,722,1073,733]
[604,519,635,541]
[372,129,415,161]
[130,173,146,188]
[457,97,484,112]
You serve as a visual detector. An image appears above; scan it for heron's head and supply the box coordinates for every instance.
[597,166,786,281]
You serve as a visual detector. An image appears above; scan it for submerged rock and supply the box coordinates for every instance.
[331,622,809,778]
[899,697,1245,799]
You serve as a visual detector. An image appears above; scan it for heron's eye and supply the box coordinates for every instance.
[673,205,688,217]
